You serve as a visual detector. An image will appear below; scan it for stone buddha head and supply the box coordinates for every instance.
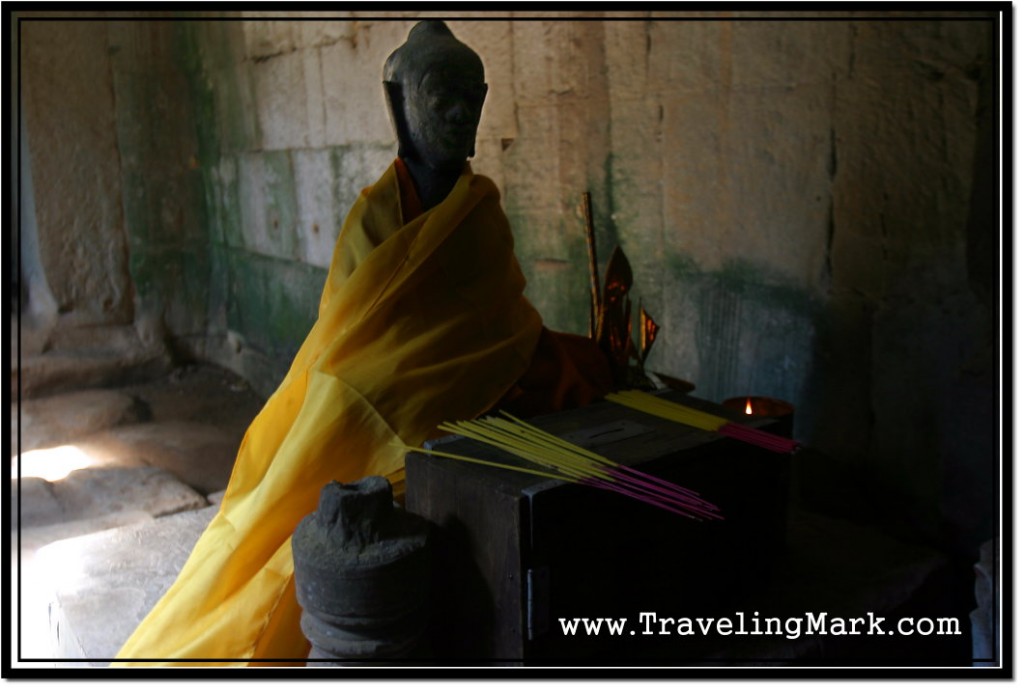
[383,21,488,183]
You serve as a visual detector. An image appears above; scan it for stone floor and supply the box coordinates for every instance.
[10,349,266,664]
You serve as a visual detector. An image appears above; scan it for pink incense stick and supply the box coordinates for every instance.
[581,477,723,521]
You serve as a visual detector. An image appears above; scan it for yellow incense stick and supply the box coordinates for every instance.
[390,442,568,482]
[438,419,613,482]
[406,421,605,485]
[606,389,799,454]
[397,412,724,521]
[460,415,615,477]
[606,390,728,430]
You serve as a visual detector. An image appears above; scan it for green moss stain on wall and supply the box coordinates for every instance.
[174,23,218,167]
[214,157,244,248]
[654,251,823,439]
[261,151,300,259]
[126,245,210,341]
[563,229,598,337]
[225,251,325,361]
[167,246,214,337]
[503,197,824,435]
[175,21,259,160]
[168,20,324,379]
[112,21,209,344]
[329,147,348,233]
[205,242,230,327]
[594,155,623,262]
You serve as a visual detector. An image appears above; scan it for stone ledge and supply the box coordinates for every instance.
[77,422,242,496]
[14,388,146,453]
[14,466,208,534]
[14,349,173,400]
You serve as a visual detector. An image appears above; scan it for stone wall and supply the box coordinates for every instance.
[18,12,997,549]
[175,15,405,395]
[106,20,209,355]
[21,20,134,329]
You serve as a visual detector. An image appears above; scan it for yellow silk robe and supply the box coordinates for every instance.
[114,162,543,665]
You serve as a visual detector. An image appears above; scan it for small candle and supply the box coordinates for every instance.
[722,396,794,418]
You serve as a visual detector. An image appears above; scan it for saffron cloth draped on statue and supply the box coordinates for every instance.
[114,162,548,664]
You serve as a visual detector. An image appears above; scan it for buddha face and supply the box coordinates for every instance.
[402,61,487,172]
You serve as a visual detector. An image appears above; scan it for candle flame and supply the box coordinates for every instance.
[745,398,753,415]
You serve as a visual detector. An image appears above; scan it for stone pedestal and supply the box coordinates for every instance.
[292,476,431,665]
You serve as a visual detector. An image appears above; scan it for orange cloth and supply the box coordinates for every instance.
[114,161,544,665]
[499,327,613,417]
[394,157,424,223]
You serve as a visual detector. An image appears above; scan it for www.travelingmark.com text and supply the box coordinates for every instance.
[558,611,962,640]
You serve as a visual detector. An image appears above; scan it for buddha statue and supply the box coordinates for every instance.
[115,20,612,665]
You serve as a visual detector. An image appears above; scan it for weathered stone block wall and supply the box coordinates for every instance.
[20,17,209,360]
[106,20,209,351]
[21,21,134,329]
[176,15,405,394]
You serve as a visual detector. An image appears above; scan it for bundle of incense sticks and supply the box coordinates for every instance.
[606,390,799,454]
[395,412,722,521]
